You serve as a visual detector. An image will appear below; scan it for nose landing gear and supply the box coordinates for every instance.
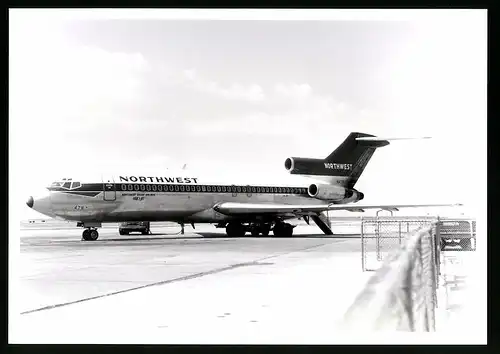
[77,222,102,241]
[82,228,99,241]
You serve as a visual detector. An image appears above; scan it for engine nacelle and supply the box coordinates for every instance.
[284,157,326,175]
[307,183,364,203]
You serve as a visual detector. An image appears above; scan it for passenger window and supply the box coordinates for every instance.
[146,184,151,191]
[242,186,247,193]
[202,185,206,192]
[217,186,221,192]
[207,186,212,192]
[257,187,261,193]
[231,186,236,192]
[196,185,201,192]
[169,185,174,192]
[186,185,191,192]
[62,182,71,189]
[252,186,256,193]
[174,185,179,192]
[180,185,185,192]
[152,185,157,191]
[140,184,145,191]
[121,184,127,191]
[134,184,140,191]
[128,184,133,191]
[237,186,241,193]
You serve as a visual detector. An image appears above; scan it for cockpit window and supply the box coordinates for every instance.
[51,179,81,190]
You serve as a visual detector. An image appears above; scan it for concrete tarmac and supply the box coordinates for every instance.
[13,224,370,343]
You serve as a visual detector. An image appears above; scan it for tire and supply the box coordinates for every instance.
[283,224,294,237]
[261,226,270,237]
[89,229,99,241]
[273,223,293,237]
[251,228,260,237]
[82,229,91,241]
[226,223,245,237]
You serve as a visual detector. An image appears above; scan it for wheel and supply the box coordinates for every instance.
[82,229,91,241]
[226,222,245,237]
[283,224,294,237]
[119,231,124,235]
[273,223,293,237]
[88,229,99,241]
[261,226,270,237]
[142,231,148,235]
[251,228,260,237]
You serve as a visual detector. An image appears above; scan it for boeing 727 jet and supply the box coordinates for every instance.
[26,132,458,241]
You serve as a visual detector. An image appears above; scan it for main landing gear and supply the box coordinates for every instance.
[224,221,294,237]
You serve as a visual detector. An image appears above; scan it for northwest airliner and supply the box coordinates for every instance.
[26,132,458,241]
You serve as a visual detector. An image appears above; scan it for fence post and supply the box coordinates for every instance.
[376,221,381,262]
[361,217,365,271]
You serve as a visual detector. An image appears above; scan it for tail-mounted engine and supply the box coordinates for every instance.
[285,157,327,175]
[307,183,364,203]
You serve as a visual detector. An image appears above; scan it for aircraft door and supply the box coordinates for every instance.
[102,175,116,201]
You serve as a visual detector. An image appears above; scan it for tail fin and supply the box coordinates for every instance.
[284,132,390,189]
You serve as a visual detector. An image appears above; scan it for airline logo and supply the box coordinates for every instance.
[119,176,199,184]
[324,163,352,170]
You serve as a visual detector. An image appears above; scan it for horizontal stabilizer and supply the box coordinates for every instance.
[355,136,431,141]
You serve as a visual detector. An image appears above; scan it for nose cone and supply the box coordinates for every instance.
[27,190,53,217]
[26,196,34,208]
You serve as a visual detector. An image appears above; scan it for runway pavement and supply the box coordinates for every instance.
[13,223,371,344]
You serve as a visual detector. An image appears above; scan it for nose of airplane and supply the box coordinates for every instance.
[27,196,34,208]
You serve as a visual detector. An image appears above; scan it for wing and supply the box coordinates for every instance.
[213,202,462,216]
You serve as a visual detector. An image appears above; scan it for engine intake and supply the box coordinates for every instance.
[308,183,364,203]
[285,157,325,175]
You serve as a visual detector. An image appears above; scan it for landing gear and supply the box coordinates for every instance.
[224,222,289,237]
[250,223,271,237]
[82,228,99,241]
[273,222,294,237]
[226,222,245,237]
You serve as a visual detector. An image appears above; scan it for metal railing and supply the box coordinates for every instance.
[344,224,440,331]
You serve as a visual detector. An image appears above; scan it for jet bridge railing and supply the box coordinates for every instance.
[344,223,440,332]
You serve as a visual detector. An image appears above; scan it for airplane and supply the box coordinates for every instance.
[26,132,460,241]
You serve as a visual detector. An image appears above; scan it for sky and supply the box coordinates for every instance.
[9,9,487,221]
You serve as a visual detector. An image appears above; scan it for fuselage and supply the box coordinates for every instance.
[28,173,346,224]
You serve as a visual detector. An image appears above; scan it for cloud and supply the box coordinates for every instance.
[188,81,361,141]
[10,19,152,179]
[183,68,265,102]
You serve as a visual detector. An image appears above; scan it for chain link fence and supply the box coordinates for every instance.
[344,223,440,331]
[361,217,438,272]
